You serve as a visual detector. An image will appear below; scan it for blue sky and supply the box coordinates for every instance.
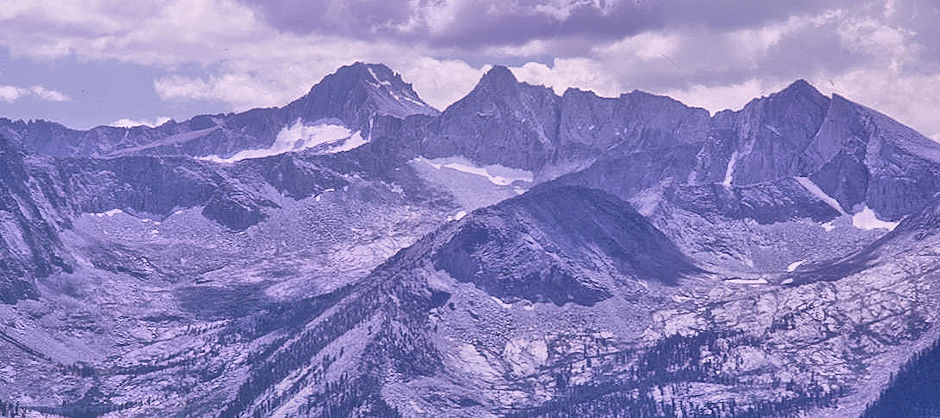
[1,0,939,139]
[0,48,223,128]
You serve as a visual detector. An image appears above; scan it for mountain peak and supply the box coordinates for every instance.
[775,78,827,102]
[314,62,403,92]
[478,65,519,90]
[292,62,438,123]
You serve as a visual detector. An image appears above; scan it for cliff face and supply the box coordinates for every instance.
[0,137,70,303]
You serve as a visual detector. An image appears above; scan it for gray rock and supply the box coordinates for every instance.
[432,185,697,306]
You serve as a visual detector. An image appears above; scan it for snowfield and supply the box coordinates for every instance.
[852,206,900,231]
[413,156,534,186]
[794,176,846,214]
[199,120,367,163]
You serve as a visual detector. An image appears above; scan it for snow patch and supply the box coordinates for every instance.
[724,278,768,285]
[414,156,534,186]
[94,209,124,218]
[198,120,367,163]
[367,67,392,87]
[454,210,468,221]
[314,188,336,202]
[794,177,846,215]
[366,67,427,107]
[764,124,781,136]
[329,131,368,153]
[110,116,172,128]
[402,94,427,107]
[630,188,662,217]
[722,152,738,187]
[852,206,900,231]
[491,296,512,309]
[786,260,806,272]
[821,221,835,232]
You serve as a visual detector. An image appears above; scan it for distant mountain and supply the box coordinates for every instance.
[0,63,437,159]
[5,64,937,226]
[413,68,940,227]
[422,65,710,177]
[431,185,698,306]
[3,62,940,417]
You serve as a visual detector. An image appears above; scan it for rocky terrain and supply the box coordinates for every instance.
[1,62,939,417]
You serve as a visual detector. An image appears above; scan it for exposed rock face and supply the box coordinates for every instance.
[695,83,940,222]
[421,72,940,224]
[243,154,348,200]
[432,185,697,306]
[424,66,561,170]
[710,79,831,186]
[806,94,940,220]
[565,89,711,154]
[0,137,70,303]
[5,65,937,224]
[422,66,710,177]
[284,62,438,128]
[663,179,843,224]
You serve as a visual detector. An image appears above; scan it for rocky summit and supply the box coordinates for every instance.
[1,62,940,417]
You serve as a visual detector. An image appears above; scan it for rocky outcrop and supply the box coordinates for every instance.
[423,66,560,171]
[558,88,710,162]
[663,179,843,224]
[431,185,697,306]
[0,137,71,303]
[421,66,710,176]
[808,94,940,220]
[709,79,831,186]
[284,62,438,130]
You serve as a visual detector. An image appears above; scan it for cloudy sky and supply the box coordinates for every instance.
[1,0,938,138]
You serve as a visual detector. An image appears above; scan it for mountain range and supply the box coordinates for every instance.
[1,62,939,417]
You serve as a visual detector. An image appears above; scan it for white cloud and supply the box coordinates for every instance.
[109,116,172,128]
[820,69,940,140]
[29,86,70,102]
[608,32,682,61]
[511,58,622,97]
[662,79,790,114]
[0,85,20,102]
[154,73,288,111]
[399,57,487,110]
[0,0,485,112]
[0,84,70,103]
[531,0,617,20]
[2,0,940,142]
